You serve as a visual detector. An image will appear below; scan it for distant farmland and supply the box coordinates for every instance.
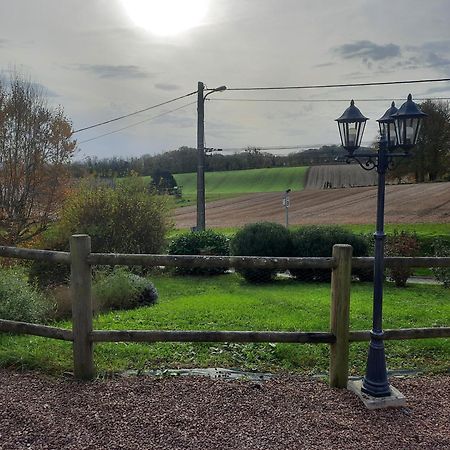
[305,164,377,189]
[174,166,308,199]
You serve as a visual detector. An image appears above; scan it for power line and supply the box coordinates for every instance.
[78,101,196,145]
[211,96,450,103]
[73,90,197,134]
[220,145,322,152]
[226,78,450,91]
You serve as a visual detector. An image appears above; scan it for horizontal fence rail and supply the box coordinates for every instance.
[0,319,73,341]
[353,256,450,269]
[2,320,448,344]
[0,235,449,385]
[88,253,337,269]
[90,330,336,343]
[0,244,449,269]
[0,246,70,263]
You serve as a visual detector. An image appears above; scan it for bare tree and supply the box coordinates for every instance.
[0,73,76,244]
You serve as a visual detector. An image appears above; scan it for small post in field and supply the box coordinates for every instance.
[70,234,94,380]
[329,244,353,388]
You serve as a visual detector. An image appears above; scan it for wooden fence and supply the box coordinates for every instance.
[0,234,449,387]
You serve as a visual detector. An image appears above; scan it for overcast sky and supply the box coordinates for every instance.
[1,0,450,160]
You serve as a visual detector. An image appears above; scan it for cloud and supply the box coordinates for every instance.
[154,82,181,91]
[77,64,152,79]
[334,40,401,62]
[0,38,8,47]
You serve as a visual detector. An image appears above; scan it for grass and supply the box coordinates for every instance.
[1,274,448,377]
[341,223,450,238]
[172,166,308,203]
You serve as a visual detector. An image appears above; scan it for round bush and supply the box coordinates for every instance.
[93,268,158,311]
[168,230,230,275]
[290,225,370,282]
[230,222,292,283]
[0,267,49,323]
[52,177,172,255]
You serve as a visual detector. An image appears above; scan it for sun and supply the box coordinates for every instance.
[120,0,209,36]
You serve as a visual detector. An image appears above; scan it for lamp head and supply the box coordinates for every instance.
[391,94,427,149]
[335,100,368,154]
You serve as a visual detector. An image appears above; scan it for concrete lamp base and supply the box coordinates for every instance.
[348,379,406,410]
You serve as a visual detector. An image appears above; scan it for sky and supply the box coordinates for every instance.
[1,0,450,160]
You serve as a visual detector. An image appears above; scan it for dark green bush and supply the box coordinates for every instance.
[290,225,370,282]
[385,231,420,287]
[0,267,50,322]
[93,268,158,311]
[168,230,230,275]
[230,222,291,283]
[431,238,450,288]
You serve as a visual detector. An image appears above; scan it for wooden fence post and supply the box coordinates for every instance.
[70,234,94,380]
[329,244,353,388]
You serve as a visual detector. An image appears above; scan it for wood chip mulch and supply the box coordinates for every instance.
[1,370,449,450]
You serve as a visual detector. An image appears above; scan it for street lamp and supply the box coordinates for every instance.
[197,81,227,231]
[335,94,427,398]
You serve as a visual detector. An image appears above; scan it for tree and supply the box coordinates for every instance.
[150,168,177,194]
[0,73,76,244]
[389,100,450,182]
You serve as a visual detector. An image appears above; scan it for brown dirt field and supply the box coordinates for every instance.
[174,182,450,228]
[305,164,378,189]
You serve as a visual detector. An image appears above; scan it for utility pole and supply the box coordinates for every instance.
[196,82,227,232]
[196,81,205,231]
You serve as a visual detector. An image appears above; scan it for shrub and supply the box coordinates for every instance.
[385,231,420,287]
[29,176,172,287]
[230,222,291,283]
[168,230,230,275]
[52,176,172,254]
[290,225,370,282]
[0,267,50,323]
[93,267,158,311]
[29,260,70,289]
[431,239,450,288]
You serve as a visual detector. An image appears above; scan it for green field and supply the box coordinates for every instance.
[1,275,448,376]
[172,166,308,203]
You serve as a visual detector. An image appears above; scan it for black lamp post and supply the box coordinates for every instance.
[336,94,427,398]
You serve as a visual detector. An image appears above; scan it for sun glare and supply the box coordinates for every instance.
[120,0,209,36]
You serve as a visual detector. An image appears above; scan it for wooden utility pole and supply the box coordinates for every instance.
[196,81,205,231]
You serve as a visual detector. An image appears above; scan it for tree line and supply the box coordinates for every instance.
[71,145,349,178]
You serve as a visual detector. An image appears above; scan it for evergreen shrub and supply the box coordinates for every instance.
[230,222,291,283]
[290,225,370,281]
[431,238,450,288]
[168,230,230,275]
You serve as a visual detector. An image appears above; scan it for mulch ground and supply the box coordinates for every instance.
[1,370,449,450]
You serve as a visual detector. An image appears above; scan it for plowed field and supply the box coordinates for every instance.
[173,182,450,228]
[305,164,377,189]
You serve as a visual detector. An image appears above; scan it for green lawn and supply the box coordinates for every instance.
[1,274,448,377]
[341,223,450,238]
[173,166,308,200]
